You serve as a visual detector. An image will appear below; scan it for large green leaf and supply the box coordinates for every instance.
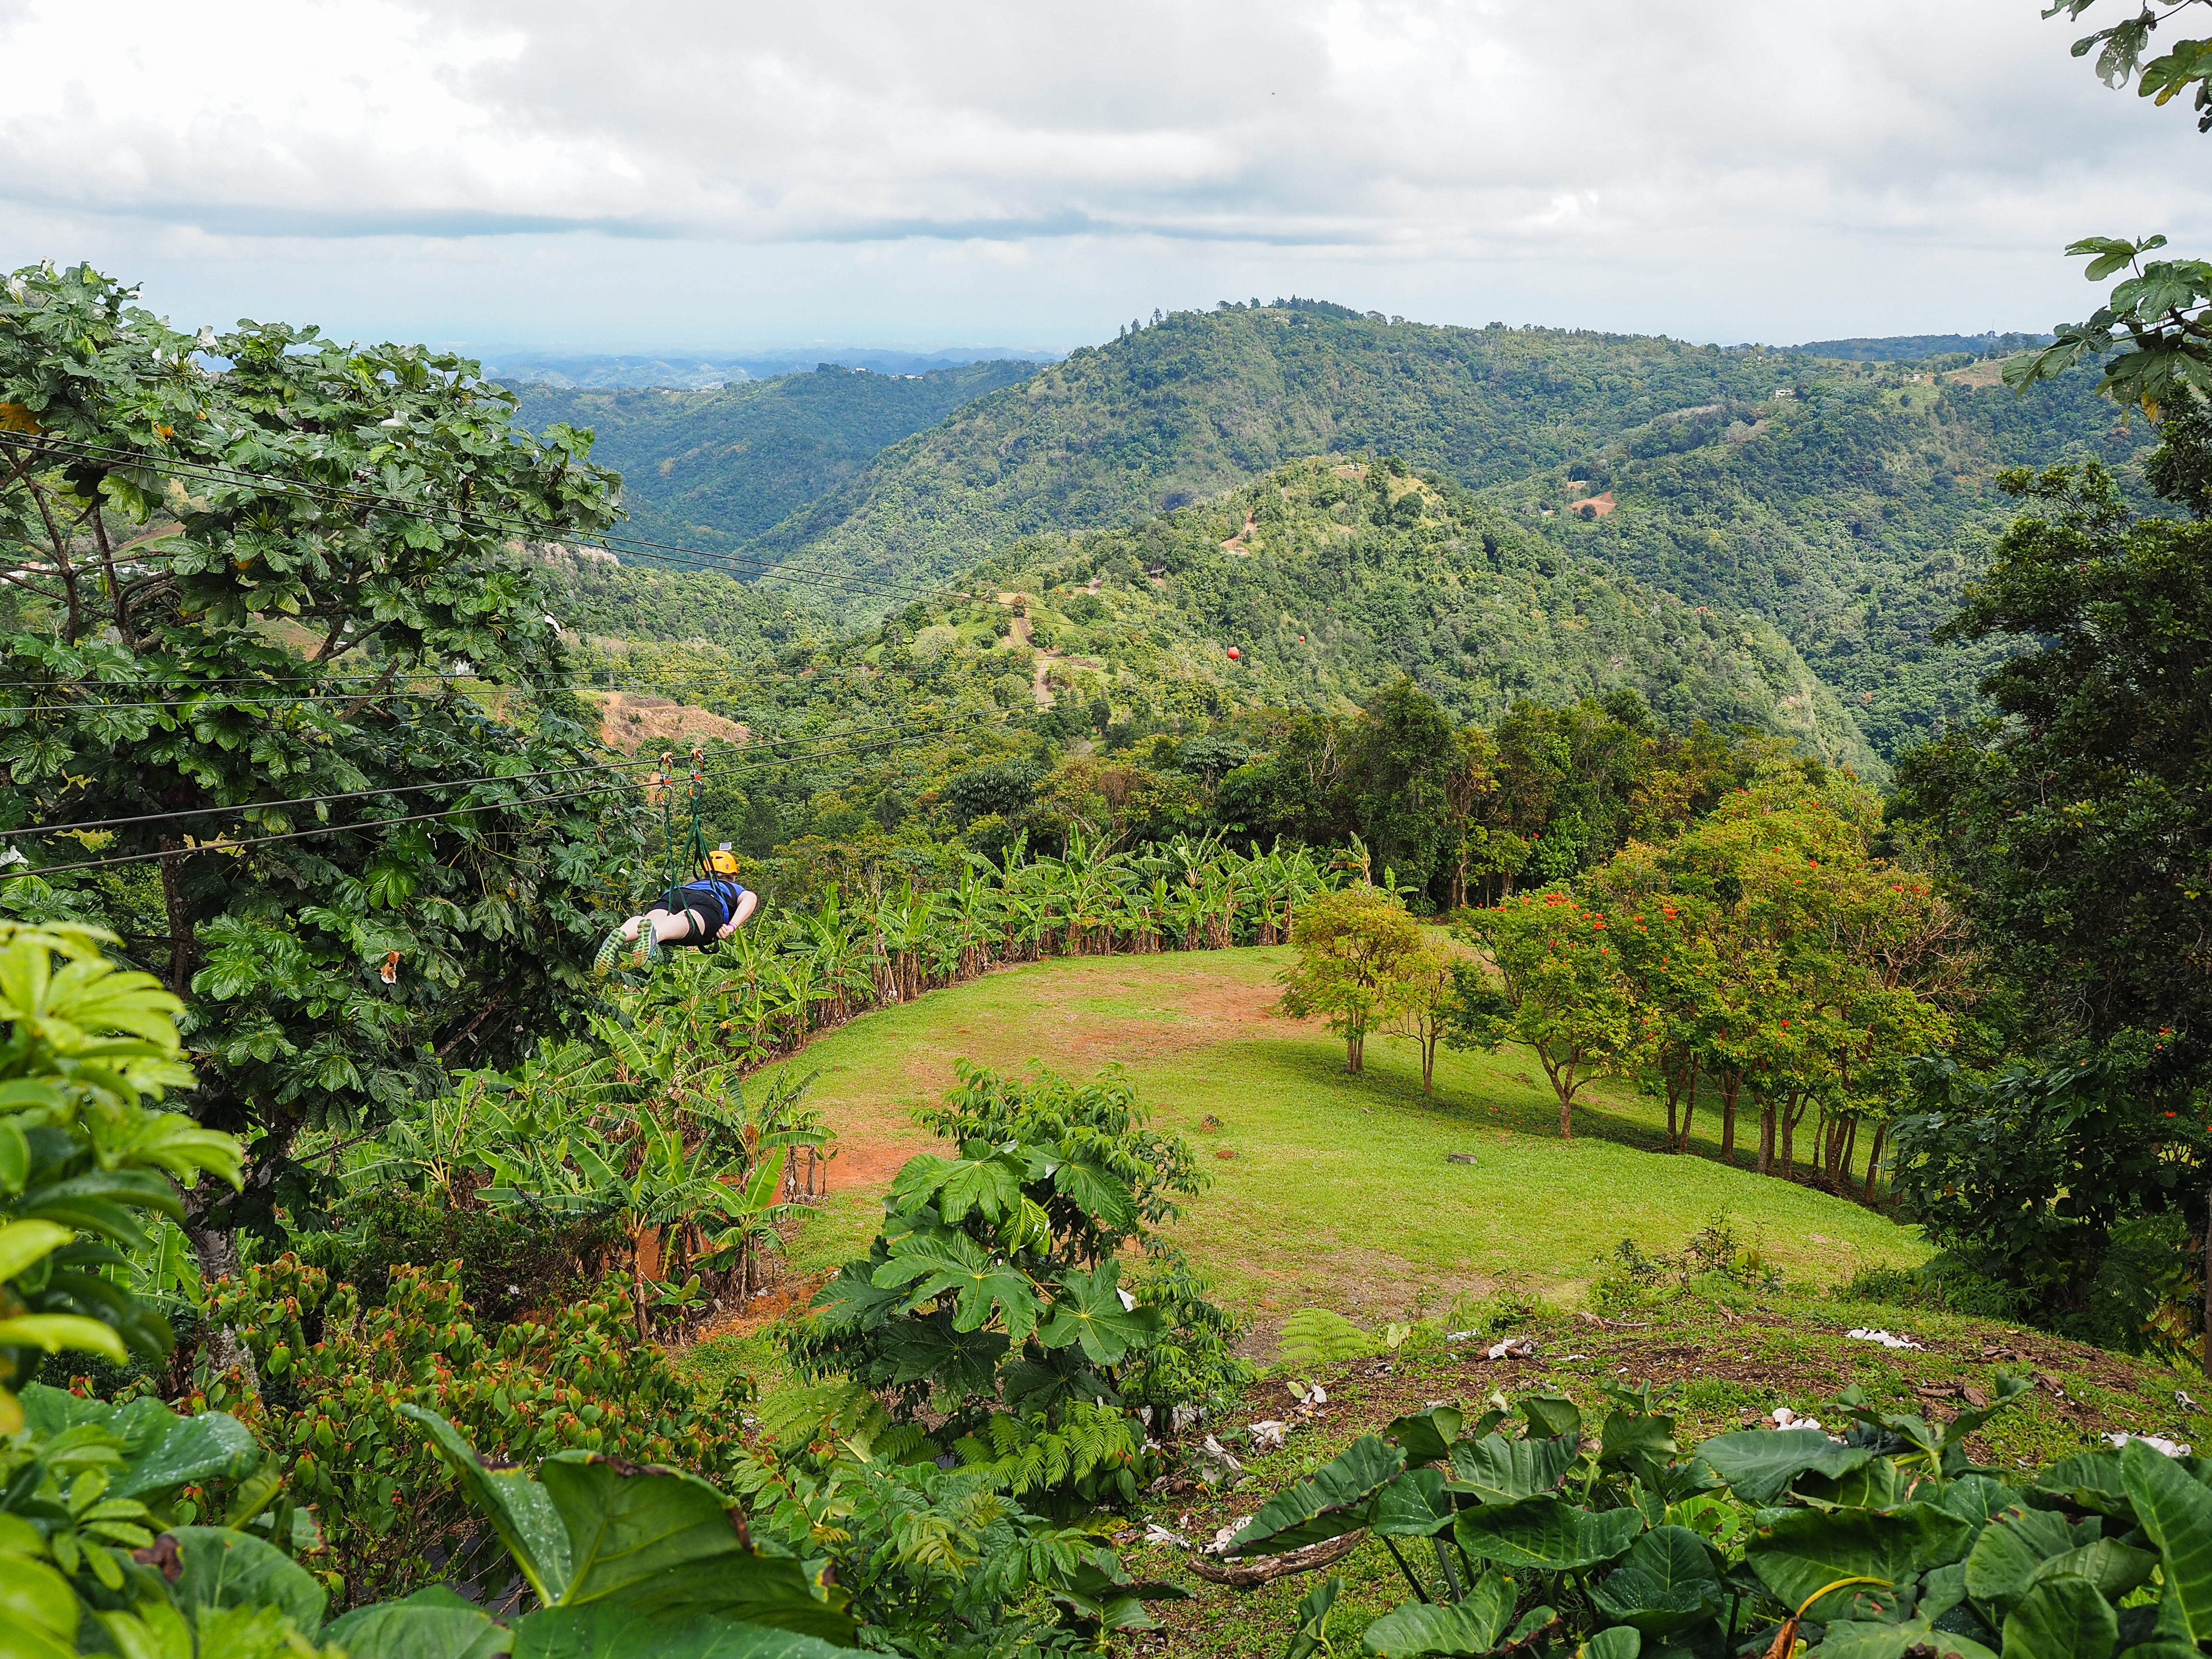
[1287,1574,1343,1659]
[1936,1475,2018,1530]
[888,1143,1023,1226]
[1446,1433,1575,1504]
[537,1453,851,1640]
[1222,1435,1405,1558]
[1746,1506,1973,1622]
[1589,1526,1724,1636]
[1520,1395,1582,1444]
[1372,1468,1457,1539]
[2120,1438,2212,1639]
[507,1604,859,1658]
[1693,1429,1872,1506]
[1359,1570,1514,1657]
[1452,1496,1643,1571]
[1962,1504,2076,1610]
[2000,1575,2117,1659]
[0,1549,79,1659]
[21,1387,259,1503]
[1818,1616,1997,1659]
[2031,1453,2134,1523]
[1598,1410,1677,1470]
[169,1526,327,1633]
[1035,1261,1163,1365]
[1576,1628,1642,1659]
[1388,1406,1466,1467]
[876,1315,1009,1393]
[872,1230,1040,1342]
[2030,1541,2157,1601]
[403,1405,574,1606]
[1048,1158,1136,1233]
[321,1587,511,1659]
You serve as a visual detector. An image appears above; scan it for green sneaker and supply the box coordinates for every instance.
[629,933,665,971]
[593,927,629,977]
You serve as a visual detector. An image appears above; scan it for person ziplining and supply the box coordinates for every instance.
[595,745,759,974]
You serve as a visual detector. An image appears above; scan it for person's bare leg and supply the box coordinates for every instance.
[620,907,699,944]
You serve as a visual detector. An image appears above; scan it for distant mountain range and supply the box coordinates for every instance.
[485,345,1059,389]
[511,305,2152,763]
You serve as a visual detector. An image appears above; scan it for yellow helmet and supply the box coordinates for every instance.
[706,846,743,876]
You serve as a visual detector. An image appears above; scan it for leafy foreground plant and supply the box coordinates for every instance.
[321,1404,857,1657]
[1218,1374,2212,1659]
[0,920,335,1657]
[790,1062,1248,1515]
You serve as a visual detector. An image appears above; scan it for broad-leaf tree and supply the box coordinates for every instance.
[0,263,646,1275]
[1278,885,1429,1074]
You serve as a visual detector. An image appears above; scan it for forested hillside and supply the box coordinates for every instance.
[1495,367,2156,754]
[512,356,1039,550]
[555,454,1873,787]
[744,301,1808,592]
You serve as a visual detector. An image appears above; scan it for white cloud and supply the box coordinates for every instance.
[0,0,2203,346]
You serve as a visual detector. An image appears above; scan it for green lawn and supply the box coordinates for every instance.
[733,945,1923,1329]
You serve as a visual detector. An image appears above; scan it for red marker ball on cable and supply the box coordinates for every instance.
[1226,647,1241,660]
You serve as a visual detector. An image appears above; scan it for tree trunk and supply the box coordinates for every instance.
[156,839,196,997]
[1838,1116,1859,1194]
[1346,1028,1363,1074]
[1420,1029,1438,1095]
[183,1215,260,1395]
[1720,1074,1740,1165]
[1757,1105,1775,1176]
[1861,1121,1888,1203]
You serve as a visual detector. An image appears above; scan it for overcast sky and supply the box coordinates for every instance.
[3,0,2204,354]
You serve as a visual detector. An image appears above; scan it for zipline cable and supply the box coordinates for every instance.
[0,717,974,883]
[1,707,995,842]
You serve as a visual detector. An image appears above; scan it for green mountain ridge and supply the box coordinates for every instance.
[745,304,1824,594]
[510,356,1039,551]
[553,455,1873,781]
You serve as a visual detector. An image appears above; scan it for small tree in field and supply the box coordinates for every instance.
[1459,887,1640,1137]
[1279,887,1425,1073]
[1384,941,1459,1094]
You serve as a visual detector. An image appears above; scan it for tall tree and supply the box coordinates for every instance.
[0,263,646,1273]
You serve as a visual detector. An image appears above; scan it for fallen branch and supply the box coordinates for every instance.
[1187,1531,1365,1589]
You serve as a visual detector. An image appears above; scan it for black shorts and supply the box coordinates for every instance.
[656,880,743,942]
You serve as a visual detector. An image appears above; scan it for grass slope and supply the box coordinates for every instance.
[729,947,1920,1327]
[513,358,1039,551]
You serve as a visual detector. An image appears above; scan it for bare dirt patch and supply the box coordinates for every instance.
[589,690,749,753]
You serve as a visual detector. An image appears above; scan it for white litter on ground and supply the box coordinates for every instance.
[1485,1337,1538,1360]
[2107,1432,2192,1458]
[1248,1420,1289,1451]
[1771,1406,1826,1433]
[1846,1328,1924,1349]
[1144,1524,1190,1549]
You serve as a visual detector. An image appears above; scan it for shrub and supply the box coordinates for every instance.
[788,1063,1247,1510]
[193,1255,748,1609]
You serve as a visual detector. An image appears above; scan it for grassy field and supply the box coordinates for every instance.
[670,943,2209,1659]
[683,945,1923,1387]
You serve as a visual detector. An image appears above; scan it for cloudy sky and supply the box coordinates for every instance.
[2,0,2204,354]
